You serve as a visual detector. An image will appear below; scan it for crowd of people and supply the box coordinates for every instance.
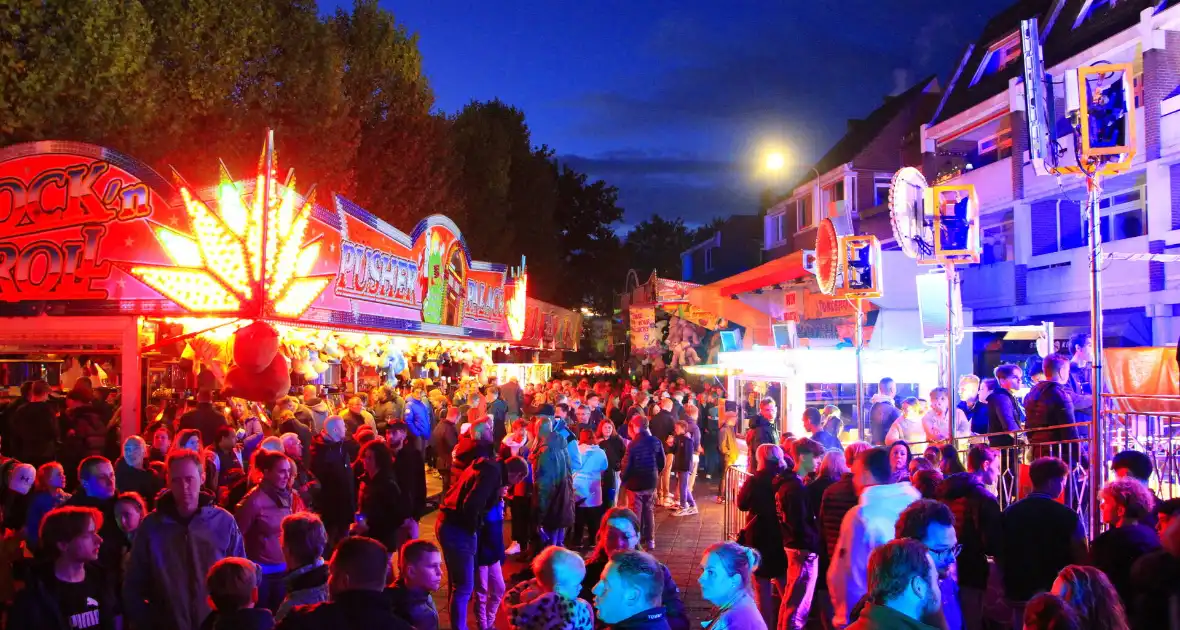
[0,331,1172,630]
[0,369,757,630]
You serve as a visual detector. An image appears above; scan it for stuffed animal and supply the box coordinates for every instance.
[224,322,291,403]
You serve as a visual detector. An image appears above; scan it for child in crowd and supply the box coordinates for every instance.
[387,539,443,630]
[507,546,594,630]
[202,557,274,630]
[671,421,697,516]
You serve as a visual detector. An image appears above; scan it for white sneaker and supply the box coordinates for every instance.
[672,508,689,517]
[684,506,699,515]
[505,541,521,555]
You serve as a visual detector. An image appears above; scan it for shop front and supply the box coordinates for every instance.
[0,135,527,439]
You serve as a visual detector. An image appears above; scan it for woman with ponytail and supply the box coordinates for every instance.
[699,541,768,629]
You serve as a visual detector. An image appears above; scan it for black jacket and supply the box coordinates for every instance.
[9,400,59,465]
[620,432,664,492]
[600,434,626,491]
[392,443,427,519]
[986,387,1022,447]
[1024,381,1078,445]
[178,403,229,448]
[307,435,355,527]
[736,466,787,577]
[201,608,276,630]
[1090,523,1161,607]
[671,434,693,473]
[430,422,459,471]
[358,469,409,551]
[276,589,412,630]
[8,562,118,630]
[115,457,162,509]
[606,607,672,630]
[868,400,901,446]
[775,469,820,552]
[278,417,313,467]
[385,580,438,630]
[744,416,777,473]
[819,475,858,573]
[937,473,1002,589]
[450,436,493,486]
[1000,493,1085,602]
[582,554,689,630]
[650,411,676,451]
[439,456,503,533]
[1130,548,1180,630]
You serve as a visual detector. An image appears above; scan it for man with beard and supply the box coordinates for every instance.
[846,539,943,629]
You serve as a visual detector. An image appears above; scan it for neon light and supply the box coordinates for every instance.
[506,273,527,341]
[129,136,330,318]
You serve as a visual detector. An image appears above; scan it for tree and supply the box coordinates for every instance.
[0,0,155,149]
[553,164,625,314]
[624,214,695,281]
[690,216,727,245]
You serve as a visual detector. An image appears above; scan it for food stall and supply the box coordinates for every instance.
[0,135,527,439]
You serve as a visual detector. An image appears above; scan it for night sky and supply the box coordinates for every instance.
[325,1,1004,227]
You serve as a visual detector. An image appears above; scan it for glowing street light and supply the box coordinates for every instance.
[765,152,786,172]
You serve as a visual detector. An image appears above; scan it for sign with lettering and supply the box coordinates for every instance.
[0,140,519,340]
[518,298,582,351]
[629,306,658,351]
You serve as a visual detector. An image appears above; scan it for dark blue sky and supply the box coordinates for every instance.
[327,1,1002,226]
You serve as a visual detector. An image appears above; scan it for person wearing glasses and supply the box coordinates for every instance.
[851,499,965,630]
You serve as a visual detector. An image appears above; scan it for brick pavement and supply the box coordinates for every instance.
[416,477,724,629]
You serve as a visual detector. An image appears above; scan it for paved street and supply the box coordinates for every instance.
[417,477,725,629]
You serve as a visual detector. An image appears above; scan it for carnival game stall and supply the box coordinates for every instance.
[0,134,527,439]
[493,298,582,385]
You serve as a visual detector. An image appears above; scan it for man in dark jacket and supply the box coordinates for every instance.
[776,443,822,630]
[115,436,161,510]
[387,423,428,527]
[987,365,1023,446]
[278,407,313,467]
[63,456,124,573]
[937,444,1002,630]
[500,377,524,420]
[1065,333,1095,437]
[276,536,411,630]
[592,550,673,630]
[308,417,356,546]
[1024,355,1080,461]
[8,505,119,630]
[621,415,665,551]
[868,378,901,446]
[487,386,509,447]
[745,398,779,474]
[436,456,526,630]
[430,408,460,497]
[385,539,442,630]
[9,379,58,467]
[177,390,229,448]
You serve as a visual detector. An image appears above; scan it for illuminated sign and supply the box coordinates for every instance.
[336,239,419,307]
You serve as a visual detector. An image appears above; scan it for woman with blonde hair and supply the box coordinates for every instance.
[698,541,767,629]
[1051,565,1130,630]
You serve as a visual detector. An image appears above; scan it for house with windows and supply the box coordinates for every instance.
[762,76,942,262]
[680,215,762,284]
[924,0,1180,360]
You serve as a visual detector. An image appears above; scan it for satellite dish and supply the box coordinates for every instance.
[889,167,934,260]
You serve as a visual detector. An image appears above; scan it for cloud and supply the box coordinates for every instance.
[559,150,757,228]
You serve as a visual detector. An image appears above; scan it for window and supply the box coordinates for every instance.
[970,33,1021,86]
[1032,187,1145,255]
[874,176,892,207]
[1086,187,1145,242]
[978,126,1013,161]
[704,248,715,272]
[797,196,813,231]
[765,213,785,249]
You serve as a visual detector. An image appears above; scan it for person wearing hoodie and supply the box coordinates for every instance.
[275,513,329,623]
[573,428,610,548]
[307,417,355,548]
[936,444,1002,630]
[124,450,245,630]
[200,558,275,630]
[827,446,921,628]
[8,506,120,630]
[386,539,443,630]
[776,439,824,630]
[532,418,576,549]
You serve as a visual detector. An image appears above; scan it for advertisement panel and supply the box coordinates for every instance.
[629,306,658,350]
[655,278,697,304]
[0,140,516,341]
[782,289,804,322]
[518,298,582,351]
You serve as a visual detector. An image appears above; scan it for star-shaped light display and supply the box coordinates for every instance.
[130,134,330,318]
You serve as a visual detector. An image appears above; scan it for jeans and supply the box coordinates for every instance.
[659,453,673,501]
[474,561,505,630]
[757,574,785,630]
[629,489,656,547]
[779,549,818,630]
[687,455,699,497]
[573,504,604,547]
[539,526,566,548]
[437,519,478,630]
[676,471,695,508]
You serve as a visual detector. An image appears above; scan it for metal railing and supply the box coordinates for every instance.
[722,465,752,541]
